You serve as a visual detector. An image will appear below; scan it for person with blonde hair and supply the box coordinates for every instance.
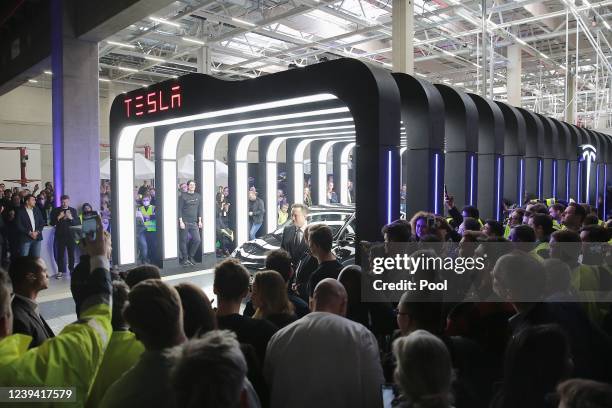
[251,270,296,329]
[393,330,453,408]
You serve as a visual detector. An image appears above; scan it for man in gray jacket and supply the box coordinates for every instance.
[248,190,265,240]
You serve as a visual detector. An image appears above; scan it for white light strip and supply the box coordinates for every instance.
[340,143,356,205]
[107,40,135,48]
[162,161,178,258]
[202,160,216,253]
[150,16,181,27]
[164,108,350,160]
[117,160,136,264]
[119,93,340,158]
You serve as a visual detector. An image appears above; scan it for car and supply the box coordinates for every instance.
[230,205,355,271]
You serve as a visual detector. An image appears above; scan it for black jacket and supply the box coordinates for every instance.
[280,224,309,267]
[248,198,265,225]
[49,206,80,237]
[16,206,45,242]
[178,192,201,223]
[11,296,55,348]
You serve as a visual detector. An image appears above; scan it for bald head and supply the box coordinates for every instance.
[311,278,348,316]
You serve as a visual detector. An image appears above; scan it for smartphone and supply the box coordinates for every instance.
[381,384,398,408]
[82,213,98,240]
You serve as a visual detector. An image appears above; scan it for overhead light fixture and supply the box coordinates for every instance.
[539,52,550,60]
[516,38,527,46]
[232,17,256,27]
[99,78,111,82]
[149,16,181,27]
[117,66,139,72]
[604,20,611,30]
[441,49,455,57]
[182,37,205,45]
[382,62,392,68]
[43,70,52,75]
[144,56,166,63]
[28,79,38,83]
[107,40,136,49]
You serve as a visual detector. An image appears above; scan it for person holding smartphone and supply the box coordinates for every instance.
[49,195,80,279]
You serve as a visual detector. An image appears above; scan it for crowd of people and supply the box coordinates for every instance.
[2,183,612,407]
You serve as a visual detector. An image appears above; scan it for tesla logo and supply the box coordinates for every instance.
[124,85,181,118]
[580,144,597,197]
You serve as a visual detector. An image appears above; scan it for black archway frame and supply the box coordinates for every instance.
[393,73,445,216]
[550,118,571,201]
[110,58,400,267]
[495,102,527,206]
[567,124,585,202]
[469,93,505,220]
[436,84,479,210]
[517,109,545,201]
[536,114,560,201]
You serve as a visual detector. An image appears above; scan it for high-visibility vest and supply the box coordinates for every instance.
[0,303,111,407]
[532,241,550,259]
[86,331,145,408]
[552,220,562,230]
[503,224,511,238]
[545,198,556,207]
[571,264,603,325]
[138,205,156,232]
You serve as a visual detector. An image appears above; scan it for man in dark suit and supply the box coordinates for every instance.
[9,256,54,348]
[16,194,45,257]
[280,203,309,267]
[281,204,317,301]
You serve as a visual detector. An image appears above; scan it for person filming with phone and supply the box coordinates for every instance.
[49,195,80,279]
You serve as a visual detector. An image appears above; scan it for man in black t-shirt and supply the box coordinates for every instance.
[214,258,277,364]
[306,224,343,299]
[178,180,202,266]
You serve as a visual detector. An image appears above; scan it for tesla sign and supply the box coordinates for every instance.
[124,85,182,118]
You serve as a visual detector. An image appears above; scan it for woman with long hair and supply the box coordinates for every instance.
[251,270,296,329]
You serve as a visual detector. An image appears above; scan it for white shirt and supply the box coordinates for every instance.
[264,312,384,408]
[25,207,36,232]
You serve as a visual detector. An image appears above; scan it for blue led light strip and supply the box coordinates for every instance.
[387,149,392,224]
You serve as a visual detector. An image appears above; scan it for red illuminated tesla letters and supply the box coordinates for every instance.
[124,85,182,118]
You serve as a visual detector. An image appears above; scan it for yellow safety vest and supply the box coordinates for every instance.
[0,303,111,407]
[138,206,156,232]
[571,264,604,326]
[531,242,550,259]
[503,224,511,238]
[552,220,562,230]
[545,198,556,206]
[86,331,145,408]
